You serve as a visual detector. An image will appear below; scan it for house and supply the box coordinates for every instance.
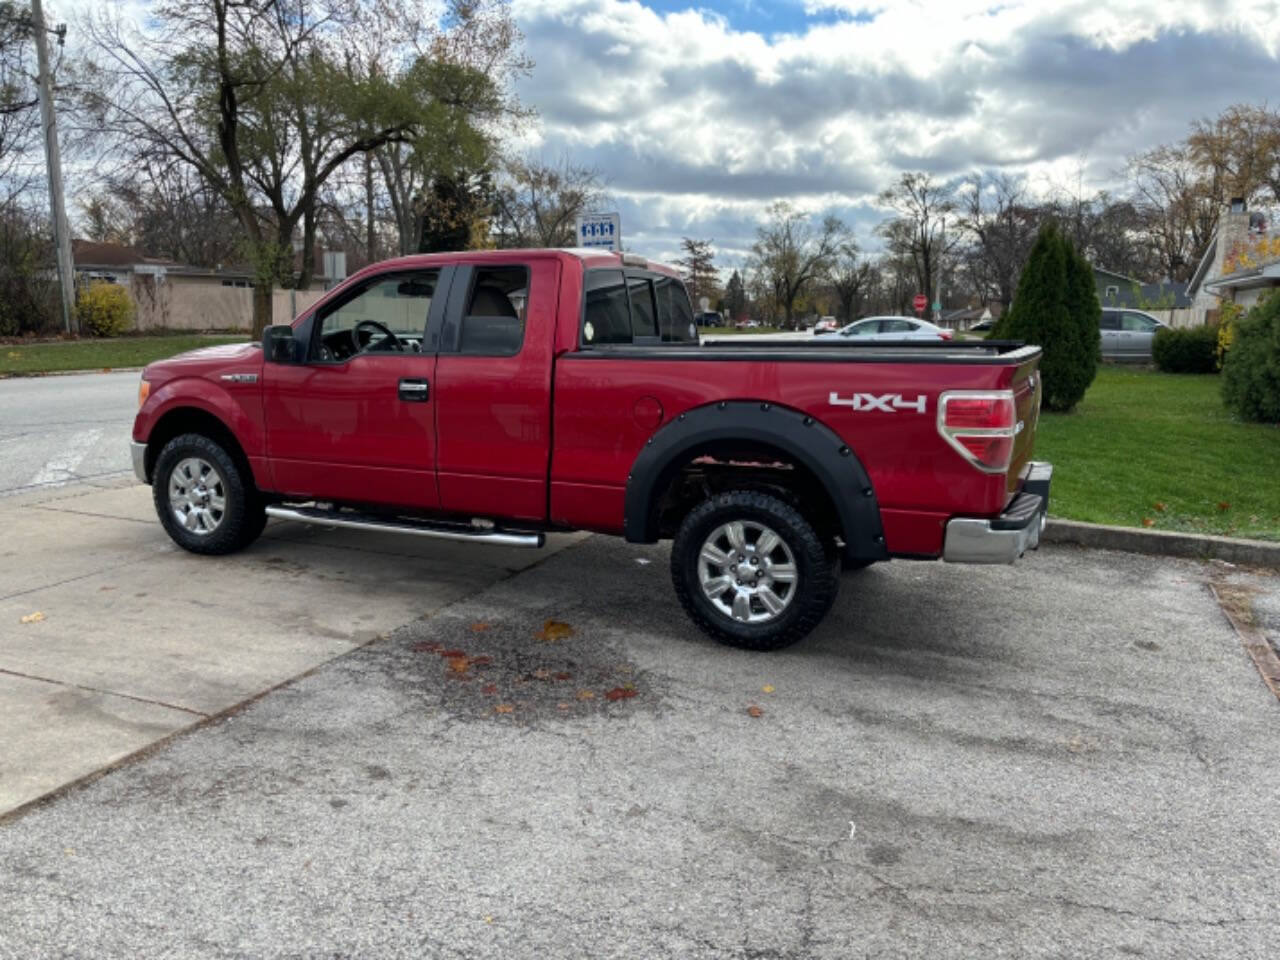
[1092,266,1192,310]
[939,302,1003,331]
[72,240,343,331]
[1188,201,1280,313]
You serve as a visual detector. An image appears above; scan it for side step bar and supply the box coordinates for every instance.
[264,505,545,548]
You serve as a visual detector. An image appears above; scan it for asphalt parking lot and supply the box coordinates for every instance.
[3,520,1278,958]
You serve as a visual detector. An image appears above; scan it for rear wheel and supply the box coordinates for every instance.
[153,433,265,555]
[671,490,838,651]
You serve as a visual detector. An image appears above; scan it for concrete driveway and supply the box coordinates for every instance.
[0,477,578,815]
[2,532,1277,958]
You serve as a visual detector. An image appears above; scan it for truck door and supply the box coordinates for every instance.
[432,258,558,523]
[261,268,446,509]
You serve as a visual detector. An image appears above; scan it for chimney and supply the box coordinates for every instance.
[1217,197,1252,278]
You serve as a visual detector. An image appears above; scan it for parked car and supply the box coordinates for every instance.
[131,248,1049,651]
[970,318,996,333]
[695,310,722,327]
[1100,308,1165,360]
[813,316,839,334]
[819,316,953,341]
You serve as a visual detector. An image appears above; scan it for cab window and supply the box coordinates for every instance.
[314,271,438,362]
[459,265,528,356]
[582,269,697,346]
[1121,312,1157,332]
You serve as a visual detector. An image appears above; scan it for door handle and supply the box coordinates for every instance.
[398,378,430,402]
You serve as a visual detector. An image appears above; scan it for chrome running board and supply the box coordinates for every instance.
[265,505,545,548]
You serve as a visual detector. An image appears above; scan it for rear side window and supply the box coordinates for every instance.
[655,276,697,343]
[582,269,697,346]
[1100,311,1120,331]
[583,271,631,345]
[460,265,528,356]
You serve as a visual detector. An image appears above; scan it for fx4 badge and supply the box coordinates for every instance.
[828,392,927,414]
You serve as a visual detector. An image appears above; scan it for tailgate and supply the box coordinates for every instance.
[1007,354,1043,495]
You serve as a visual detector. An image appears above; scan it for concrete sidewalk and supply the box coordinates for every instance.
[0,478,579,816]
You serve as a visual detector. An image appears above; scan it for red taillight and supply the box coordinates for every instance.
[938,391,1018,472]
[939,330,953,340]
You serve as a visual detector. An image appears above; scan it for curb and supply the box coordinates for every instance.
[0,366,145,379]
[1044,518,1280,569]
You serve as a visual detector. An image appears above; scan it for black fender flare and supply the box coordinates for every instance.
[623,401,889,565]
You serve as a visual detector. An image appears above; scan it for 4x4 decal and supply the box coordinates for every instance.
[829,392,928,413]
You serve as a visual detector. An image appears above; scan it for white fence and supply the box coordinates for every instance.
[1145,307,1213,329]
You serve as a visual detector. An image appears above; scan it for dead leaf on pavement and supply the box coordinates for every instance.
[536,619,574,642]
[604,687,637,701]
[470,622,491,632]
[554,671,572,681]
[411,642,442,653]
[531,668,552,680]
[446,656,471,674]
[746,705,765,718]
[481,684,498,695]
[576,690,595,701]
[761,684,775,694]
[20,612,45,624]
[440,649,467,658]
[494,704,515,715]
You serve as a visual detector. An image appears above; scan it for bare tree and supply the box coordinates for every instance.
[748,201,845,329]
[491,155,607,248]
[828,241,871,323]
[956,174,1039,308]
[876,172,956,302]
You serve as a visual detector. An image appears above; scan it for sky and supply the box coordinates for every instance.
[507,0,1280,268]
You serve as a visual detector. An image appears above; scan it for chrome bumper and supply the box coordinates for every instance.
[943,462,1052,564]
[130,440,148,484]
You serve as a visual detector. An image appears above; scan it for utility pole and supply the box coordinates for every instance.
[933,216,944,324]
[30,0,76,334]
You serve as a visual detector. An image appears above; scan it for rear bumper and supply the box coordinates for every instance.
[943,461,1052,564]
[130,440,148,484]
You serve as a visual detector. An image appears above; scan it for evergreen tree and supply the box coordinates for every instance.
[991,222,1098,412]
[725,270,746,321]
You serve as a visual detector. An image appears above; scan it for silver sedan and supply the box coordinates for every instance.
[817,316,953,342]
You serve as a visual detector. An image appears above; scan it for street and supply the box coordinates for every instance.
[0,371,138,497]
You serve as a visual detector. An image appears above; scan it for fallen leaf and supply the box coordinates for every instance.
[554,671,572,681]
[1141,517,1156,528]
[19,611,44,624]
[605,687,638,701]
[531,668,552,680]
[483,916,494,924]
[481,684,498,695]
[1217,501,1231,512]
[470,622,491,632]
[536,619,575,642]
[761,684,775,694]
[470,655,493,666]
[556,702,571,710]
[576,690,595,701]
[1153,502,1166,512]
[446,656,470,674]
[746,705,765,718]
[494,704,515,714]
[411,642,442,653]
[440,649,467,658]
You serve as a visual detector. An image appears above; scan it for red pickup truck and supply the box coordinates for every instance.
[131,248,1051,650]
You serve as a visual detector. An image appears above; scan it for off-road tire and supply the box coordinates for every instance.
[671,490,839,651]
[153,433,266,555]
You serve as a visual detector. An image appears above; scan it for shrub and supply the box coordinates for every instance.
[77,282,135,337]
[1222,293,1280,423]
[1152,324,1220,374]
[990,222,1098,411]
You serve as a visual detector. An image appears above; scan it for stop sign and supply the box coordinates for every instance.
[912,293,928,315]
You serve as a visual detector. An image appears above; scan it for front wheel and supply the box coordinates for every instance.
[671,491,839,651]
[153,433,266,555]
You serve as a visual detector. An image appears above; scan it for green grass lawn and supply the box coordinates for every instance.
[0,334,249,375]
[1034,366,1280,540]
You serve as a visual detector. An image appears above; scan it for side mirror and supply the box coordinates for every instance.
[263,325,299,364]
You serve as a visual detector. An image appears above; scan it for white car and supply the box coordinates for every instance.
[817,316,953,342]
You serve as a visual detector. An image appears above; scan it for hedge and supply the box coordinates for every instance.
[1222,294,1280,423]
[1152,324,1219,374]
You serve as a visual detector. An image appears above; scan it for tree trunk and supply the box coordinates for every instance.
[252,279,273,339]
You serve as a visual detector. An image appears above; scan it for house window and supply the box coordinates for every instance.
[1105,285,1119,301]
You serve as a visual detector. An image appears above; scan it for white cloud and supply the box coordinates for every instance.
[511,0,1280,260]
